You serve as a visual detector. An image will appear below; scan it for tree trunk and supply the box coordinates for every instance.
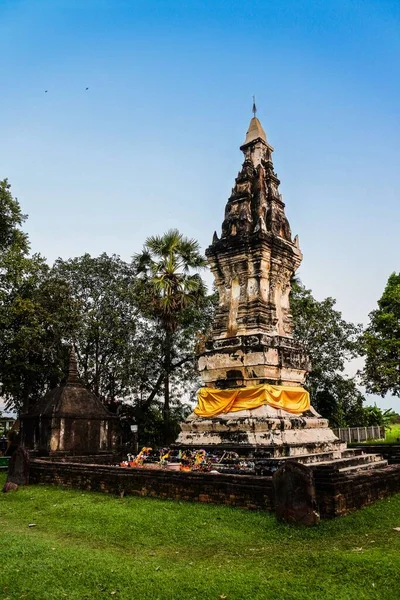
[21,381,33,414]
[163,372,170,442]
[94,336,100,397]
[163,332,172,444]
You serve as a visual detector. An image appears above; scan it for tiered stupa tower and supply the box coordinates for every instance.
[177,110,340,455]
[199,113,309,388]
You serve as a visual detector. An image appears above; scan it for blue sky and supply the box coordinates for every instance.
[1,0,399,410]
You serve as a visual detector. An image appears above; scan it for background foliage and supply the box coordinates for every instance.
[1,179,398,440]
[290,278,366,427]
[362,272,400,397]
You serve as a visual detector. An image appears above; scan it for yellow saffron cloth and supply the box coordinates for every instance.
[194,384,310,417]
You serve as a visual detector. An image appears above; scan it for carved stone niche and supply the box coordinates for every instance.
[216,369,245,389]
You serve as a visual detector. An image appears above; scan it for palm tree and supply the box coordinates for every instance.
[133,229,207,441]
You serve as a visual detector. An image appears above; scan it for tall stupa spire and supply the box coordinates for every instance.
[197,113,309,389]
[65,346,84,388]
[242,116,267,146]
[240,102,271,165]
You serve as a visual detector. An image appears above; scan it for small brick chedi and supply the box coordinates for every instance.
[21,350,118,455]
[177,113,339,455]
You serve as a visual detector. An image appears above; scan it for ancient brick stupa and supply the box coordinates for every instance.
[21,349,119,455]
[177,110,340,456]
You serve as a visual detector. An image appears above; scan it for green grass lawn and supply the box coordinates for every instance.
[1,474,400,600]
[382,424,400,444]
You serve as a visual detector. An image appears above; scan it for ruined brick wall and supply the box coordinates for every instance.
[43,454,118,464]
[29,459,400,519]
[314,465,400,518]
[29,459,274,510]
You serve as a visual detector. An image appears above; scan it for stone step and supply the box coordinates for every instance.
[255,451,384,474]
[255,450,342,466]
[216,451,387,476]
[255,448,366,466]
[339,459,388,473]
[314,453,384,470]
[341,448,364,458]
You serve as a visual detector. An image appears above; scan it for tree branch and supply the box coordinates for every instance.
[140,355,194,410]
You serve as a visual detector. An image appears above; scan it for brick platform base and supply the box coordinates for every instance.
[29,458,400,519]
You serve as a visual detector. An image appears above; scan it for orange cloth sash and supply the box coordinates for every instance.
[194,384,310,417]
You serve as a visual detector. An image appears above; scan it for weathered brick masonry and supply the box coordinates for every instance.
[313,464,400,517]
[30,458,400,518]
[43,453,118,465]
[30,459,274,510]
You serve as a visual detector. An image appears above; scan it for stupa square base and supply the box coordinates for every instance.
[176,404,342,460]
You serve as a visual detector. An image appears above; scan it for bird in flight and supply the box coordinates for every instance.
[44,87,89,93]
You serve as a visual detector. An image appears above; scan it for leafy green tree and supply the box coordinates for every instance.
[51,253,139,403]
[0,180,75,414]
[52,250,213,444]
[0,179,29,255]
[2,269,77,413]
[0,182,213,442]
[123,294,215,446]
[133,229,208,442]
[290,279,364,427]
[363,273,400,397]
[390,412,400,425]
[362,404,397,428]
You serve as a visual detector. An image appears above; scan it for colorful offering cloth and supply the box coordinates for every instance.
[194,384,310,417]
